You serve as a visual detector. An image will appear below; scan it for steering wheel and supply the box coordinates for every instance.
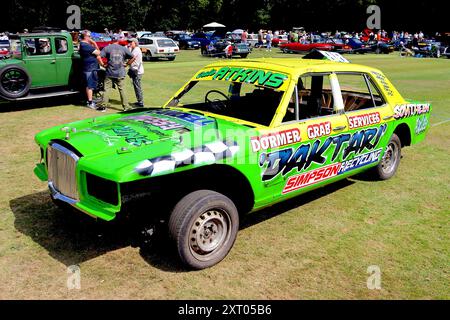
[205,90,230,112]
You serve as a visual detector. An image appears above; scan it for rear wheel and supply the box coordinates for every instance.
[169,190,239,269]
[370,133,401,180]
[145,51,153,61]
[240,54,248,58]
[0,65,31,99]
[167,56,176,61]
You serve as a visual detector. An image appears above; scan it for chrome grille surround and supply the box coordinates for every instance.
[47,142,80,204]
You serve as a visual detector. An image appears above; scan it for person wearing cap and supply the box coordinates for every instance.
[79,30,106,111]
[100,35,135,111]
[127,38,145,108]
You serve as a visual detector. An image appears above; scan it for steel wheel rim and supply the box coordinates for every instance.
[381,143,398,174]
[189,209,231,261]
[1,69,27,94]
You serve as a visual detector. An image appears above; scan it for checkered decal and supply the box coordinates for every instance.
[135,140,239,176]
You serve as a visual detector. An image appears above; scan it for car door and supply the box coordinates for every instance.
[54,36,73,86]
[146,39,156,55]
[256,73,350,204]
[21,36,58,88]
[335,72,394,177]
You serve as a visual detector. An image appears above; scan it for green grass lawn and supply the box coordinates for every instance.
[0,50,449,299]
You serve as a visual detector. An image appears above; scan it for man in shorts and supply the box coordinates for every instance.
[79,30,106,111]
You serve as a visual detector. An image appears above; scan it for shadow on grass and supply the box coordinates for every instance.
[10,179,354,272]
[0,97,129,113]
[0,95,84,113]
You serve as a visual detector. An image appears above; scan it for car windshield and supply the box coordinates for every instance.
[180,35,192,40]
[167,71,288,126]
[157,39,176,47]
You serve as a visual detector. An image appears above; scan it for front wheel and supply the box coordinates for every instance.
[169,190,239,269]
[370,133,401,180]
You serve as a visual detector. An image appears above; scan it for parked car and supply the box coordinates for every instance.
[413,40,444,57]
[360,28,390,43]
[0,31,82,101]
[272,34,288,47]
[191,31,224,47]
[171,34,201,49]
[369,41,395,54]
[343,37,371,53]
[139,36,179,61]
[152,31,166,37]
[0,39,10,58]
[280,41,334,53]
[246,33,263,47]
[201,41,250,58]
[324,38,352,53]
[34,55,430,269]
[165,30,185,38]
[135,31,152,39]
[92,34,128,50]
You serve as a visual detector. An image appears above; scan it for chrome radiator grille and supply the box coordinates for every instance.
[47,143,80,201]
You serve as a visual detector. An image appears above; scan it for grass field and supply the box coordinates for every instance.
[0,49,449,299]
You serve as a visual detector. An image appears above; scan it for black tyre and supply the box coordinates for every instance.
[167,56,176,61]
[0,65,31,99]
[145,51,153,61]
[240,54,248,58]
[169,190,239,269]
[370,133,401,180]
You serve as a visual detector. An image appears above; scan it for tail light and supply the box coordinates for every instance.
[174,49,179,52]
[159,49,164,52]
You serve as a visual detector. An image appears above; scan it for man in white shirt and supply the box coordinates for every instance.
[128,38,145,107]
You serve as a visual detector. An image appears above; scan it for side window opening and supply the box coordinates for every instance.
[336,73,386,112]
[55,38,68,54]
[283,74,335,123]
[24,38,52,56]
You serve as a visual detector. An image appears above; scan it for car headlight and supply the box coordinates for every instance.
[188,41,192,44]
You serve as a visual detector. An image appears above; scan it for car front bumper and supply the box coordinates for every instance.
[35,162,119,221]
[152,53,176,58]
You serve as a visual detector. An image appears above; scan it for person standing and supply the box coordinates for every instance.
[100,36,135,111]
[266,31,272,51]
[241,29,248,44]
[224,42,233,59]
[127,38,145,108]
[79,30,106,111]
[257,29,264,48]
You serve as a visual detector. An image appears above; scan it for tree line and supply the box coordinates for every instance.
[2,0,446,33]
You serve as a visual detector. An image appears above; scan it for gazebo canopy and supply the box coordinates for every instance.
[203,22,226,28]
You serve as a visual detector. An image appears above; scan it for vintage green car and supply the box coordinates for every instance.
[0,31,81,100]
[34,57,431,269]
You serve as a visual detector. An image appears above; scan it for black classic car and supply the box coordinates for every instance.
[171,34,201,49]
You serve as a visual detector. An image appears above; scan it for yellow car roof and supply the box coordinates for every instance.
[201,58,382,78]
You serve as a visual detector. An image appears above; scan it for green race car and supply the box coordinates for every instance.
[34,57,431,269]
